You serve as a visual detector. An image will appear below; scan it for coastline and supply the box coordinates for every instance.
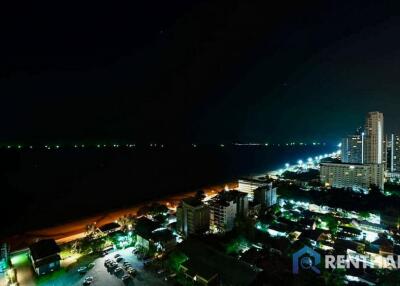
[4,181,238,251]
[3,147,337,252]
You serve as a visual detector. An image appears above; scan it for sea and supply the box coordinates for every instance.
[0,144,334,238]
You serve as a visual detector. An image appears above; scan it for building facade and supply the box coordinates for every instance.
[320,162,384,191]
[341,133,363,164]
[0,243,9,273]
[176,197,210,238]
[229,190,249,217]
[29,239,61,276]
[253,183,277,208]
[238,178,268,200]
[388,134,400,173]
[209,199,237,233]
[208,190,249,233]
[364,111,385,165]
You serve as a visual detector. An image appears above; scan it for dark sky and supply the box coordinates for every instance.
[1,1,399,144]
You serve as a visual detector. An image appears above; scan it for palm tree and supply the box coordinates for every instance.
[85,223,99,240]
[117,214,136,232]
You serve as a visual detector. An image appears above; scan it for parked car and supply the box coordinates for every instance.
[78,267,88,274]
[87,262,95,269]
[83,276,93,285]
[114,254,121,258]
[114,267,123,273]
[116,257,124,262]
[122,274,131,281]
[127,268,137,276]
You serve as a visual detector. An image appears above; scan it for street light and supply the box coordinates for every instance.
[285,163,290,169]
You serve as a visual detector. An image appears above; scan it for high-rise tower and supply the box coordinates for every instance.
[364,111,385,165]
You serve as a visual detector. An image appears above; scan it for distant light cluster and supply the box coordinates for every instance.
[0,141,327,151]
[234,142,326,147]
[0,143,142,150]
[275,150,341,174]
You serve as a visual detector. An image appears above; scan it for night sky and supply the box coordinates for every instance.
[1,1,400,144]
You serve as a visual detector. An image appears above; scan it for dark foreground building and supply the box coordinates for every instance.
[177,239,262,285]
[29,239,61,276]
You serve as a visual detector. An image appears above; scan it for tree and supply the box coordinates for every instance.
[85,223,100,240]
[166,251,188,272]
[324,214,339,236]
[358,211,370,220]
[117,214,136,231]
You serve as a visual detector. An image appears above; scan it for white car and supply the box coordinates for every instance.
[83,276,93,285]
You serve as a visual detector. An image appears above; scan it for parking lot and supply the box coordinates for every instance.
[33,247,168,286]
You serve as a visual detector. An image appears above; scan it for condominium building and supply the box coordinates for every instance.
[341,132,363,164]
[176,197,210,238]
[320,162,384,191]
[364,112,385,165]
[208,190,248,232]
[388,134,400,173]
[238,178,268,200]
[253,183,277,208]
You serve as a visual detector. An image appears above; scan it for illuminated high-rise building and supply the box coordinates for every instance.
[176,197,210,238]
[320,162,384,190]
[238,178,268,200]
[208,190,248,233]
[388,134,400,172]
[363,111,385,165]
[341,129,363,164]
[322,111,387,191]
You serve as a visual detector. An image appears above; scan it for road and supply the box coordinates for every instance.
[5,182,237,251]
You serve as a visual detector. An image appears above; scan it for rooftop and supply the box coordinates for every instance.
[182,197,204,207]
[135,217,161,239]
[181,259,218,281]
[179,239,261,286]
[208,190,247,207]
[29,239,60,262]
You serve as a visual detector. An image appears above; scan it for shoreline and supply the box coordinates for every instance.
[3,148,337,252]
[4,181,238,252]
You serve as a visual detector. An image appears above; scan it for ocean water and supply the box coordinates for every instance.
[0,144,333,237]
